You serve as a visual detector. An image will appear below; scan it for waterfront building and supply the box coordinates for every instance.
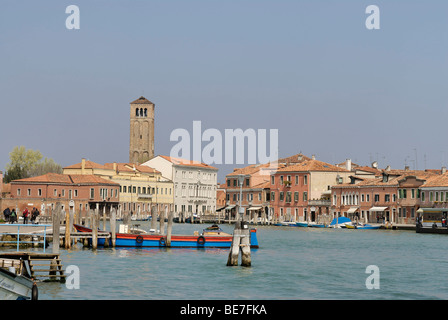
[216,183,227,211]
[224,163,271,222]
[129,96,155,164]
[270,157,352,223]
[141,155,218,216]
[419,169,448,208]
[0,173,120,216]
[63,158,173,215]
[331,167,442,224]
[397,169,445,224]
[331,173,400,224]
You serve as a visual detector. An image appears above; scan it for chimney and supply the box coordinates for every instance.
[346,159,352,171]
[81,158,86,174]
[405,166,410,171]
[312,154,316,160]
[385,165,391,171]
[298,154,303,161]
[371,161,378,169]
[113,162,117,172]
[442,166,447,174]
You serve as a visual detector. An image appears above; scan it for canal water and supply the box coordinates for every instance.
[7,222,448,300]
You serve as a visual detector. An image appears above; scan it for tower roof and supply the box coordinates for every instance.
[130,96,154,105]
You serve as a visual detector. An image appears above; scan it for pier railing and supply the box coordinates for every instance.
[0,224,51,253]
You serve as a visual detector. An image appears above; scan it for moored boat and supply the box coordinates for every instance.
[74,224,259,249]
[346,223,381,230]
[0,257,38,300]
[416,208,448,234]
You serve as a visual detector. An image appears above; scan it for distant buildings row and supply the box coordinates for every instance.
[2,152,448,225]
[221,154,448,225]
[0,156,218,217]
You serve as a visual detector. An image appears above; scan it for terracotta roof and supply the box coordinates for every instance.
[276,159,349,173]
[420,173,448,188]
[63,160,107,170]
[12,173,119,186]
[227,163,271,177]
[104,163,160,175]
[159,155,218,170]
[130,96,154,105]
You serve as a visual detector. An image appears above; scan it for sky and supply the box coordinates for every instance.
[1,0,447,182]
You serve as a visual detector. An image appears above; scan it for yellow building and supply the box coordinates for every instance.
[63,159,174,215]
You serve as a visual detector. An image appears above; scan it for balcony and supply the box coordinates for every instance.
[308,199,331,206]
[138,193,153,199]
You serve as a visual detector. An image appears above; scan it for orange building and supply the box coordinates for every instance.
[1,173,120,217]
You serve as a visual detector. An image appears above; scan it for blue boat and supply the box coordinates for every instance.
[329,217,352,228]
[74,224,259,249]
[346,223,381,230]
[295,222,309,227]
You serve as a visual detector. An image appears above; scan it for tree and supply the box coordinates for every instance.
[3,146,62,183]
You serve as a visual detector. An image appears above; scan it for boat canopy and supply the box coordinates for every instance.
[329,216,351,226]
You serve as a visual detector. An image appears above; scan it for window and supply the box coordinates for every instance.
[295,192,300,202]
[69,190,72,199]
[303,192,308,201]
[38,189,42,196]
[286,192,291,203]
[422,192,425,202]
[374,194,380,202]
[430,192,433,201]
[280,192,284,201]
[133,186,136,193]
[304,175,308,185]
[295,175,299,185]
[271,192,275,201]
[385,194,390,202]
[54,189,57,196]
[411,189,415,199]
[280,176,284,184]
[246,179,250,186]
[90,188,94,199]
[366,194,370,202]
[62,189,65,197]
[233,179,237,187]
[27,189,31,196]
[361,194,365,202]
[271,176,275,185]
[287,175,291,182]
[227,180,230,187]
[436,192,439,201]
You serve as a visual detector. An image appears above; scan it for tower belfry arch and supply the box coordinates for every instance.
[129,96,155,164]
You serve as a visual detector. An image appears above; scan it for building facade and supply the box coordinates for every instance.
[1,173,120,216]
[63,159,173,215]
[142,155,218,216]
[270,158,352,223]
[129,96,155,164]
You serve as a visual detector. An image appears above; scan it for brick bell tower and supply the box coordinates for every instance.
[129,96,155,164]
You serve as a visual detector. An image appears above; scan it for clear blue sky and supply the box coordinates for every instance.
[1,1,447,182]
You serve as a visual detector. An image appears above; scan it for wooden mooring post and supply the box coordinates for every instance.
[52,202,61,254]
[166,211,173,247]
[110,207,117,247]
[226,221,251,267]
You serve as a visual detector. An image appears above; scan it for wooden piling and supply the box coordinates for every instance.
[110,207,116,247]
[151,206,157,231]
[166,211,173,247]
[226,221,241,266]
[159,207,166,235]
[102,205,107,231]
[92,207,98,250]
[52,202,61,254]
[240,222,251,267]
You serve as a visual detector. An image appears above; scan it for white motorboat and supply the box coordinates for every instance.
[0,258,37,300]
